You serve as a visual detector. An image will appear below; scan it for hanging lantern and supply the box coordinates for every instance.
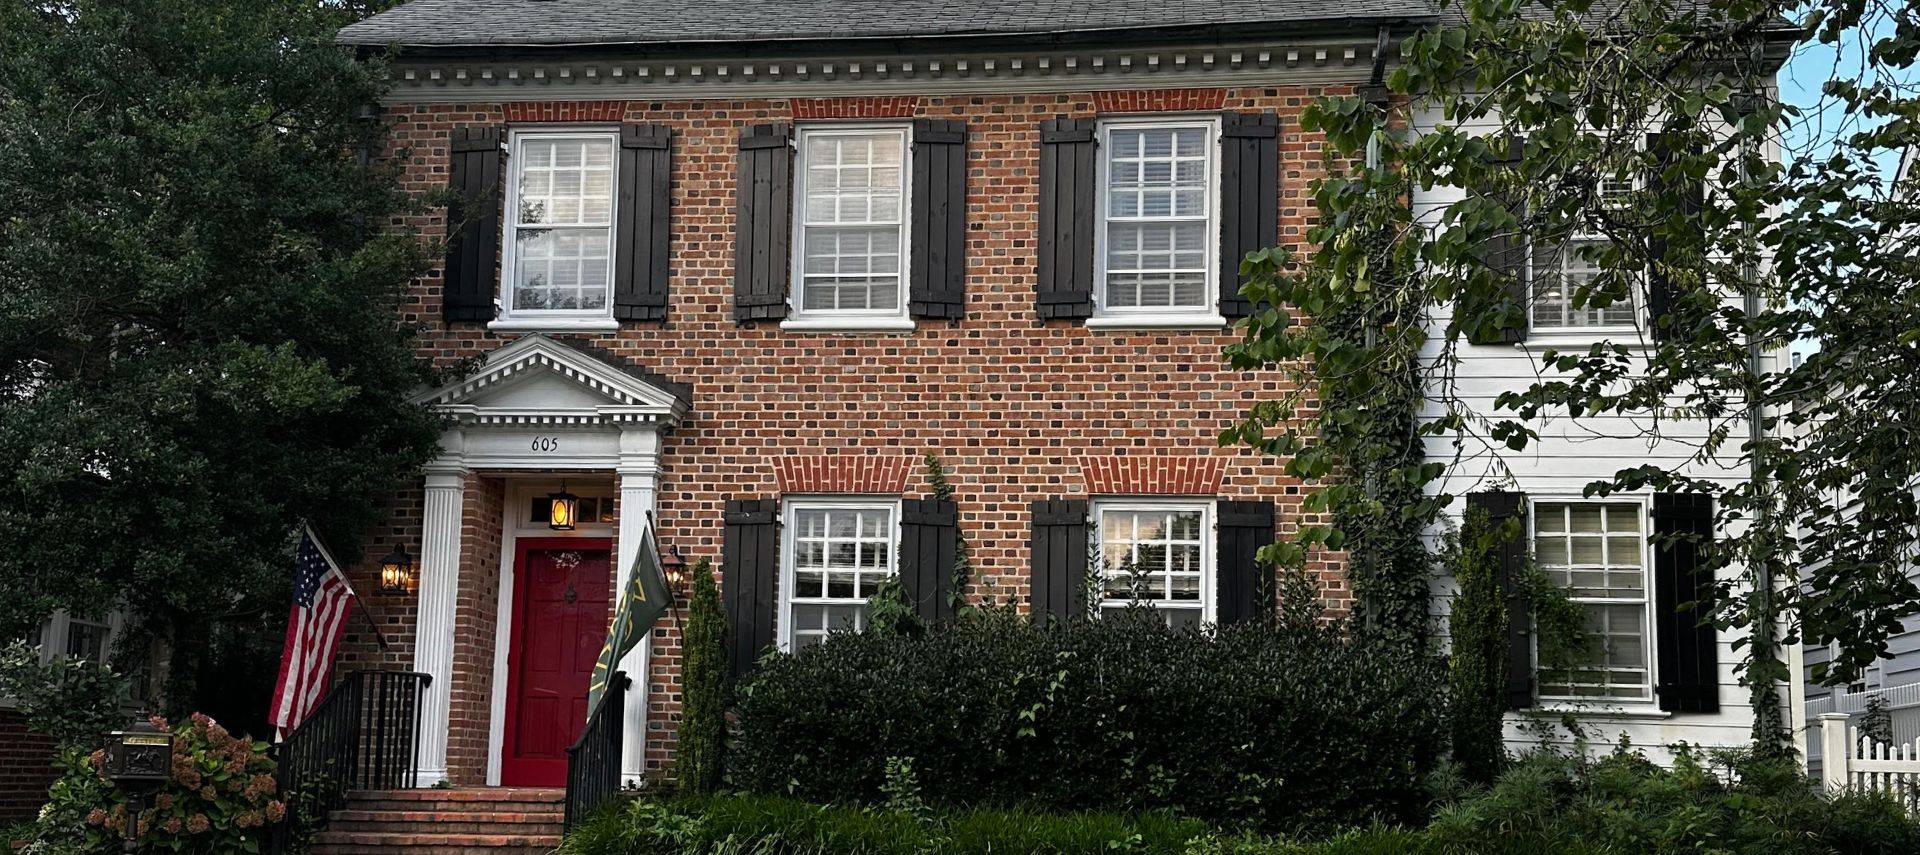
[378,544,416,595]
[547,484,580,532]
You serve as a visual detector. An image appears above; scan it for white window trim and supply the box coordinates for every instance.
[1090,498,1217,625]
[782,124,915,333]
[1525,141,1644,338]
[491,127,622,331]
[776,496,904,652]
[1092,116,1227,329]
[1527,493,1660,709]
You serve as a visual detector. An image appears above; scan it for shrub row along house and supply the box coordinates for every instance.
[301,0,1798,842]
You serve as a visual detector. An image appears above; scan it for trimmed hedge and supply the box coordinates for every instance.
[732,613,1448,833]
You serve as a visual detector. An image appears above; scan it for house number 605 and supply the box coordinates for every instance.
[530,436,561,452]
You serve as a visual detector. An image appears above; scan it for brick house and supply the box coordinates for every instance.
[327,0,1791,807]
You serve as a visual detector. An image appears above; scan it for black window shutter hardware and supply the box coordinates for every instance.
[1215,500,1277,625]
[1468,491,1533,708]
[909,119,968,320]
[1218,112,1281,319]
[899,498,960,622]
[443,126,503,323]
[733,124,792,322]
[1653,492,1720,713]
[1036,117,1097,320]
[614,124,672,322]
[1028,499,1090,622]
[1646,132,1704,343]
[722,498,779,679]
[1468,136,1529,345]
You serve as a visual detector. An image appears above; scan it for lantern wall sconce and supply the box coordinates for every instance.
[662,544,687,590]
[378,544,417,595]
[547,483,580,531]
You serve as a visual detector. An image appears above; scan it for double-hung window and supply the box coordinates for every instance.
[1093,500,1213,628]
[502,130,618,324]
[1532,501,1655,703]
[1529,174,1638,331]
[1096,119,1219,320]
[792,126,910,324]
[779,499,900,651]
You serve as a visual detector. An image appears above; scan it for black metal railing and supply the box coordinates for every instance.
[563,671,629,832]
[267,670,431,853]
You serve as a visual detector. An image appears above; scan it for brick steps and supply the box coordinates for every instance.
[309,788,565,855]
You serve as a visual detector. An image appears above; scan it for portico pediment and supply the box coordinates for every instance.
[412,335,691,429]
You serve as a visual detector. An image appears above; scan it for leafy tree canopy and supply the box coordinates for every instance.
[1228,0,1918,752]
[0,0,439,714]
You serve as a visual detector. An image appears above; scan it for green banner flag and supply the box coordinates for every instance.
[588,520,669,718]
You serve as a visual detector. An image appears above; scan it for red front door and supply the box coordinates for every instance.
[502,538,612,787]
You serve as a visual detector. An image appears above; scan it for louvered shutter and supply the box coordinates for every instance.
[1646,132,1704,342]
[1036,117,1097,320]
[1218,113,1281,319]
[1215,500,1277,624]
[722,499,779,679]
[614,124,672,321]
[1466,136,1529,345]
[1468,491,1533,708]
[1653,492,1720,713]
[443,127,502,323]
[909,119,968,320]
[733,124,792,322]
[1029,499,1089,623]
[899,498,959,622]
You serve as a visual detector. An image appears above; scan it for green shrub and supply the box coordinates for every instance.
[559,791,1211,855]
[28,713,283,854]
[1442,513,1506,785]
[677,558,727,795]
[0,640,131,750]
[732,612,1447,834]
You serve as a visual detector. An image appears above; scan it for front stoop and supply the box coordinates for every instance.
[309,788,566,854]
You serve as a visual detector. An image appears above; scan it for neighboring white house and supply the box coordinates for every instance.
[1411,103,1800,764]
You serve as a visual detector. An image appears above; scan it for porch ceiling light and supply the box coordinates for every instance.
[378,543,416,595]
[548,484,580,532]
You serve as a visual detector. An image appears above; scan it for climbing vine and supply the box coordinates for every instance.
[922,452,985,614]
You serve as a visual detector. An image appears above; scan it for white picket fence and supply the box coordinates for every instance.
[1817,712,1920,813]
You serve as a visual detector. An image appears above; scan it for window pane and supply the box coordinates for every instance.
[799,130,906,314]
[1096,507,1208,621]
[1535,502,1652,702]
[511,135,615,314]
[786,506,895,648]
[1531,238,1636,329]
[1103,125,1211,311]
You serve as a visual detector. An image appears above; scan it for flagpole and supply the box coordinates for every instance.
[302,523,391,652]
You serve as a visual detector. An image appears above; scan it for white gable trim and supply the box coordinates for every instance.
[412,335,689,429]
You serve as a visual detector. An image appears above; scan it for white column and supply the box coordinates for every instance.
[1818,712,1851,793]
[614,427,662,785]
[413,465,467,786]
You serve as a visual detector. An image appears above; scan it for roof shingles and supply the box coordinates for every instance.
[339,0,1437,48]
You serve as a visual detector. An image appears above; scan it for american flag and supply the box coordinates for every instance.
[269,526,358,741]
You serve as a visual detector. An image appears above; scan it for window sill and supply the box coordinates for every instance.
[1527,704,1672,720]
[778,317,917,333]
[487,317,621,333]
[1086,314,1229,331]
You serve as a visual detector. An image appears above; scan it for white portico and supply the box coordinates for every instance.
[407,335,689,787]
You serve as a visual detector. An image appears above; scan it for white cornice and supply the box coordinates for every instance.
[378,37,1389,104]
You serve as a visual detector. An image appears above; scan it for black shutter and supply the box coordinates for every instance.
[1468,491,1533,708]
[909,119,968,320]
[1215,500,1276,624]
[1646,132,1703,342]
[1028,499,1089,623]
[1466,136,1528,345]
[443,127,502,323]
[1036,117,1097,320]
[1653,492,1720,713]
[1218,113,1281,319]
[734,124,792,322]
[722,499,778,679]
[614,124,671,321]
[899,498,959,622]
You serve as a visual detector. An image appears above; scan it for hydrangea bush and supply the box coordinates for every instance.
[30,713,283,853]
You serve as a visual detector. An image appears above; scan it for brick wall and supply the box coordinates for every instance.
[377,85,1348,775]
[0,708,58,822]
